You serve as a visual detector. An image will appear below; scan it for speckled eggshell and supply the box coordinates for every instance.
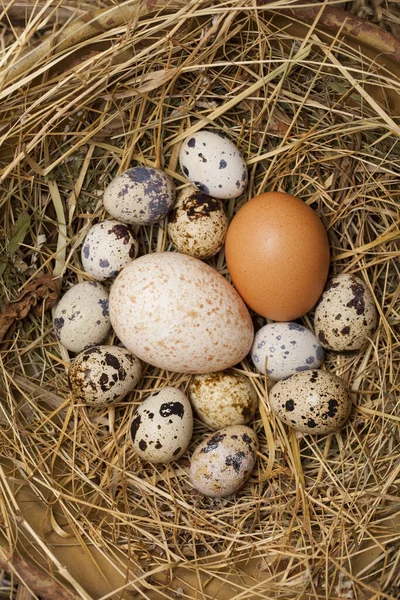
[68,345,141,405]
[189,371,257,429]
[167,186,228,259]
[251,322,324,380]
[81,220,138,281]
[314,274,378,351]
[54,282,111,353]
[103,167,175,225]
[130,387,193,464]
[179,131,247,199]
[189,425,258,497]
[269,370,352,435]
[109,252,254,374]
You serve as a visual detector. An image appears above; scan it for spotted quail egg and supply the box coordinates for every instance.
[189,425,258,497]
[54,282,111,353]
[269,369,352,435]
[103,166,175,225]
[167,186,228,259]
[81,220,138,281]
[68,345,141,405]
[314,273,378,351]
[130,387,193,464]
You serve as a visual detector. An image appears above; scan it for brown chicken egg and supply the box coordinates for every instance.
[225,192,330,321]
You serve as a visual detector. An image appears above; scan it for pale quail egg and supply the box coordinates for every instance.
[68,345,141,405]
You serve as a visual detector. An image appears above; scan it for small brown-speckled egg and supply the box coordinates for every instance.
[189,425,258,497]
[167,186,228,260]
[130,387,193,464]
[179,130,247,199]
[314,273,378,351]
[81,220,138,281]
[68,345,141,405]
[103,166,175,225]
[54,282,111,353]
[189,371,257,429]
[269,370,352,435]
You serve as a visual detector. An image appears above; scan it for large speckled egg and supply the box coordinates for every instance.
[103,166,175,225]
[109,252,254,374]
[130,387,193,464]
[314,274,378,351]
[179,130,247,199]
[189,425,258,497]
[269,370,352,435]
[81,220,138,281]
[225,192,330,320]
[189,371,257,429]
[68,345,141,405]
[167,186,228,259]
[54,282,111,353]
[251,322,324,380]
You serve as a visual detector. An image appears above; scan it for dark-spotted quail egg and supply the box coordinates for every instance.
[68,345,141,405]
[167,186,228,259]
[314,273,378,351]
[54,282,111,353]
[189,425,258,497]
[189,371,257,429]
[269,370,352,435]
[179,130,247,199]
[130,387,193,464]
[81,220,138,280]
[103,166,175,225]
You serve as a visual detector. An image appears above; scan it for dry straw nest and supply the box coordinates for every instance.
[0,1,399,599]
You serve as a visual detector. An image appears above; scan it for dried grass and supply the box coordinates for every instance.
[0,1,399,599]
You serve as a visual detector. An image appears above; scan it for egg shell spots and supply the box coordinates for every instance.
[251,322,324,380]
[269,370,352,435]
[109,252,254,374]
[189,371,257,429]
[189,425,258,497]
[130,387,193,464]
[179,131,247,199]
[54,282,111,353]
[225,192,330,321]
[81,220,138,281]
[103,167,175,225]
[68,345,141,405]
[167,186,228,260]
[314,274,378,351]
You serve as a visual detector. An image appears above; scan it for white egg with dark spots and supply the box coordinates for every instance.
[269,370,352,435]
[167,186,228,260]
[189,425,258,497]
[54,282,111,353]
[251,322,324,380]
[314,273,378,351]
[68,345,141,405]
[179,130,247,200]
[103,166,175,225]
[130,387,193,464]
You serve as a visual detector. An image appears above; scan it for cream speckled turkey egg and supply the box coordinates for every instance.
[167,186,228,259]
[179,131,247,199]
[130,387,193,464]
[68,345,141,405]
[81,220,138,281]
[269,370,352,434]
[54,282,111,353]
[109,252,254,374]
[314,274,378,351]
[189,425,258,497]
[251,322,324,380]
[189,371,257,429]
[103,166,175,225]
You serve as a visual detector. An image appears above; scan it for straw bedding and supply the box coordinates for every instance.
[0,1,399,599]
